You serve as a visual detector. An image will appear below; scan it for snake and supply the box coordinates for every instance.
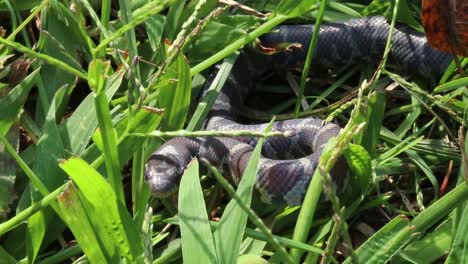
[144,16,452,205]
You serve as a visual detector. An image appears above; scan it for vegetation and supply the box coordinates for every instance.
[0,0,466,263]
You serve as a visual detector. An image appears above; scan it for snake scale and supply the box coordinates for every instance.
[145,16,451,205]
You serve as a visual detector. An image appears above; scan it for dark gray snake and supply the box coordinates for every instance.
[145,16,451,205]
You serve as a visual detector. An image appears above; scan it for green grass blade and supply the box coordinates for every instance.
[395,219,452,263]
[445,199,468,263]
[342,216,411,264]
[59,157,144,262]
[293,0,327,118]
[212,138,264,264]
[190,15,288,76]
[178,159,218,263]
[434,76,468,93]
[156,51,191,131]
[88,59,124,203]
[164,0,185,40]
[345,183,468,263]
[186,52,238,132]
[57,183,112,263]
[166,217,324,254]
[84,107,164,170]
[361,91,386,158]
[26,210,46,263]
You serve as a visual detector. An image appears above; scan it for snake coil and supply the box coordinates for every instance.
[145,16,451,205]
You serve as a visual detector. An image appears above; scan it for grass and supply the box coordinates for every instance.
[0,0,466,263]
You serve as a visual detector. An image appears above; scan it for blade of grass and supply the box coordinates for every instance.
[165,217,324,254]
[186,52,238,131]
[155,50,191,131]
[208,119,294,264]
[57,183,113,263]
[206,162,294,263]
[59,157,144,262]
[344,183,468,263]
[93,0,175,56]
[361,91,386,158]
[293,0,327,118]
[88,59,124,203]
[178,159,218,263]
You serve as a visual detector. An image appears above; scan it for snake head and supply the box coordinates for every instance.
[145,156,182,198]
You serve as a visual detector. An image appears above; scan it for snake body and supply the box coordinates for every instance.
[145,16,451,205]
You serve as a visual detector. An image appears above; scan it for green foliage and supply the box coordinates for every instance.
[59,157,145,262]
[0,0,466,263]
[178,160,217,263]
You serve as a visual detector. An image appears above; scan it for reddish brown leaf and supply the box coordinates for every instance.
[422,0,468,56]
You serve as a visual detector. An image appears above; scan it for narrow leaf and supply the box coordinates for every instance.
[213,137,265,264]
[178,159,218,263]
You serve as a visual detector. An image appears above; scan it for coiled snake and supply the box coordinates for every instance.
[145,16,451,205]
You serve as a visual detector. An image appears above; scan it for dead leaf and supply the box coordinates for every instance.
[422,0,468,56]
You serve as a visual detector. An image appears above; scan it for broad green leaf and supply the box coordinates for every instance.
[146,15,166,52]
[186,16,258,64]
[26,87,67,260]
[156,51,191,131]
[37,3,90,121]
[164,0,185,41]
[31,87,67,200]
[0,69,39,136]
[343,143,372,197]
[88,60,110,94]
[59,157,144,262]
[178,159,218,263]
[57,183,114,263]
[214,138,265,264]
